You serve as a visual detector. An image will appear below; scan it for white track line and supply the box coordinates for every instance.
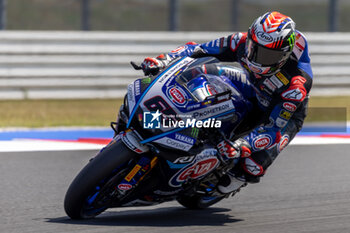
[291,136,350,145]
[0,139,105,152]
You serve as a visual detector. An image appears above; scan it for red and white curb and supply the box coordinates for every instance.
[0,135,350,152]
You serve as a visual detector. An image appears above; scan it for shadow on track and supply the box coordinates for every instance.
[47,207,243,227]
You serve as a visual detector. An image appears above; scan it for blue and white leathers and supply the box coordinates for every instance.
[159,30,312,181]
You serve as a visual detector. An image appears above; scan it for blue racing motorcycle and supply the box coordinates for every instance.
[64,56,254,219]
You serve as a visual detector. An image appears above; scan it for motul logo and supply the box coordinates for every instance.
[169,87,186,104]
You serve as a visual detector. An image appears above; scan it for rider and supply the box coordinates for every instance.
[140,11,313,193]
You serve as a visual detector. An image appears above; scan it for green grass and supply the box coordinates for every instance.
[0,96,348,128]
[306,96,350,122]
[0,99,123,128]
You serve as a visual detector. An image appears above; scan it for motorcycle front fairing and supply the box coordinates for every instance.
[125,56,252,144]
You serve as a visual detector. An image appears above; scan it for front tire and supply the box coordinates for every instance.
[64,140,136,219]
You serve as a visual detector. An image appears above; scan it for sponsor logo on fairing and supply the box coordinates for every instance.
[118,183,133,191]
[154,137,193,151]
[173,156,195,164]
[127,83,136,113]
[169,149,219,187]
[186,103,201,111]
[134,80,141,96]
[167,86,188,106]
[190,101,234,119]
[177,158,218,180]
[154,133,196,151]
[174,133,195,144]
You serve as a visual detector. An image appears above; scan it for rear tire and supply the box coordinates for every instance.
[64,140,136,219]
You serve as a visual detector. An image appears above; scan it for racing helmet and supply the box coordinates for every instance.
[246,11,296,75]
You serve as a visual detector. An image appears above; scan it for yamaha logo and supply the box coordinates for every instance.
[257,32,273,42]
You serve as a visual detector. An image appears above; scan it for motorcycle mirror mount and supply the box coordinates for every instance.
[130,61,142,70]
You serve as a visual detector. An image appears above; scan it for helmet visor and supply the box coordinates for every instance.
[247,38,288,66]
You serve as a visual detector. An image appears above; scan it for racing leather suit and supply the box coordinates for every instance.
[158,31,313,182]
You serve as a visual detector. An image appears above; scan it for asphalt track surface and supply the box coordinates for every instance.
[1,144,350,233]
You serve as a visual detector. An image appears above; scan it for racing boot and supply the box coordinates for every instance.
[217,173,246,194]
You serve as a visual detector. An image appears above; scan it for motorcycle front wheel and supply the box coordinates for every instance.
[64,140,136,219]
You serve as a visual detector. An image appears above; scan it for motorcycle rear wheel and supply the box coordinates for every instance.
[64,140,136,219]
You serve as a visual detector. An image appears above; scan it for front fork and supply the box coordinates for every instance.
[111,102,129,137]
[116,156,158,193]
[115,129,159,194]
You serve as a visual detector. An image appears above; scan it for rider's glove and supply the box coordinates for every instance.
[217,138,252,160]
[141,54,171,76]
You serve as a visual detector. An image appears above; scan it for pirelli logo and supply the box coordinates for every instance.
[125,164,141,181]
[276,72,289,85]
